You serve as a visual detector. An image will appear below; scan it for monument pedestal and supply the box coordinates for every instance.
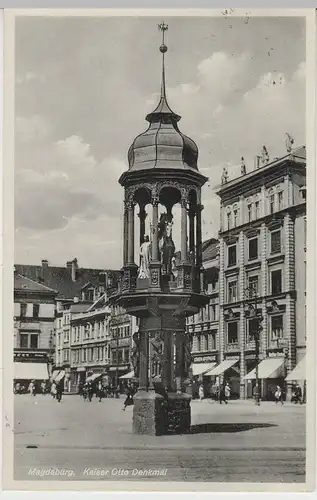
[133,390,191,436]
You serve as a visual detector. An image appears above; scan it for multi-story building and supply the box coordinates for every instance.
[14,271,57,383]
[187,238,220,395]
[108,303,138,390]
[215,145,306,400]
[14,258,120,386]
[69,294,112,389]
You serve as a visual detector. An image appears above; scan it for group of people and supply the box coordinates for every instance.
[50,380,64,402]
[199,382,231,404]
[78,380,122,402]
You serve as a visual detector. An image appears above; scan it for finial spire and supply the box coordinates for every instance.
[158,22,168,98]
[146,22,181,123]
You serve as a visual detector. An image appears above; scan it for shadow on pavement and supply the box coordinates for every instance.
[190,422,277,434]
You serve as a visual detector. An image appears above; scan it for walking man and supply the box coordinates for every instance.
[274,385,283,405]
[224,382,231,403]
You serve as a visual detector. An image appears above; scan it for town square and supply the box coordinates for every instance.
[9,12,309,487]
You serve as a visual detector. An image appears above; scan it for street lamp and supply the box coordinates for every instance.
[244,285,263,406]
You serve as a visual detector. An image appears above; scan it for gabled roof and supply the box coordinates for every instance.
[14,273,58,294]
[14,264,121,300]
[202,238,219,262]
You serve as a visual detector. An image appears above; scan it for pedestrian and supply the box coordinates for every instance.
[28,380,36,396]
[291,383,302,404]
[40,380,46,395]
[87,382,93,402]
[224,382,231,403]
[97,380,104,402]
[56,381,63,402]
[219,384,227,404]
[122,385,134,411]
[274,385,283,405]
[51,381,57,399]
[198,384,204,401]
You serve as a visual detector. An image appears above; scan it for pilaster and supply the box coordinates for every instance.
[219,238,225,363]
[260,223,268,296]
[239,304,246,399]
[284,213,295,292]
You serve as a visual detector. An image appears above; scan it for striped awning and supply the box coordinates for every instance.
[54,370,65,382]
[86,373,102,383]
[14,362,49,380]
[286,357,306,381]
[191,362,217,376]
[244,357,285,380]
[205,359,238,376]
[119,370,135,379]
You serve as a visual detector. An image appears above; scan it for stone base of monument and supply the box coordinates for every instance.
[132,390,191,436]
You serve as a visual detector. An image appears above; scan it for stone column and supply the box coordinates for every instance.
[127,202,135,265]
[196,205,203,267]
[152,203,159,262]
[188,209,195,259]
[174,333,183,393]
[138,205,147,246]
[181,199,188,263]
[162,331,173,391]
[123,204,128,266]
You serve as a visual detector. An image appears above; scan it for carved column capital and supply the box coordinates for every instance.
[180,188,188,208]
[151,186,160,207]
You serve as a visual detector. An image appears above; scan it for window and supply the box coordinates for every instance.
[33,304,39,318]
[210,331,216,350]
[255,201,260,219]
[204,334,209,351]
[117,350,123,364]
[271,314,283,339]
[248,275,259,296]
[227,212,231,230]
[248,237,258,260]
[270,229,281,254]
[247,318,258,342]
[30,334,38,349]
[228,244,237,267]
[20,303,27,317]
[277,191,283,211]
[227,322,238,344]
[228,280,237,303]
[197,335,201,351]
[271,269,282,295]
[247,204,252,222]
[233,210,238,227]
[19,333,28,348]
[269,194,275,214]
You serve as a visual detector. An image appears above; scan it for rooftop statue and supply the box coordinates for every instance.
[241,157,246,175]
[221,166,229,185]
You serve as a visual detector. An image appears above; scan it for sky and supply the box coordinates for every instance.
[14,15,306,269]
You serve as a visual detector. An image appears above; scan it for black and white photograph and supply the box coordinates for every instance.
[2,8,315,491]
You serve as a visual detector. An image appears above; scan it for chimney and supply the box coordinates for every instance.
[41,259,48,268]
[71,258,78,282]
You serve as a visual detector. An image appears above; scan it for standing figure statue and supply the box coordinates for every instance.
[221,167,228,185]
[158,213,176,276]
[138,235,151,279]
[261,145,270,165]
[285,132,294,153]
[240,157,246,175]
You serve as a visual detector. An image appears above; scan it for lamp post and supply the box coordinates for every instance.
[244,284,263,406]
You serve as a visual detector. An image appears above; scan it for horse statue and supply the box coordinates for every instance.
[158,212,176,276]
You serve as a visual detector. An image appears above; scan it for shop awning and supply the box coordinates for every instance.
[244,357,285,380]
[86,373,102,383]
[54,370,65,382]
[286,357,306,381]
[51,370,60,380]
[119,370,135,379]
[191,362,217,376]
[205,359,238,376]
[14,362,49,380]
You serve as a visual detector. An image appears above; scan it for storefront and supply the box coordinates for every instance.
[108,364,131,392]
[285,356,306,402]
[244,356,285,401]
[190,355,217,398]
[205,357,240,398]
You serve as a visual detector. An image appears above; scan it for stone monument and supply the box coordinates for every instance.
[114,23,209,435]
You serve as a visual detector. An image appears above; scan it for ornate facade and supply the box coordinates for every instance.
[216,145,306,400]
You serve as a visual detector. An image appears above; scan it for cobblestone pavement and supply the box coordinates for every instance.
[13,394,306,483]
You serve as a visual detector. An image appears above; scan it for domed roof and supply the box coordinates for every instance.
[127,38,199,173]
